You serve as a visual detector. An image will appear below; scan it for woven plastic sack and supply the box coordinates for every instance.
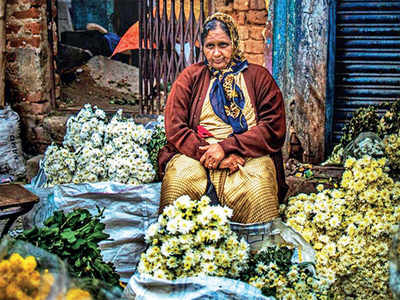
[0,106,25,177]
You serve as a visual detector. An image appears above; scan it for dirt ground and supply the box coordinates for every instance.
[58,64,141,114]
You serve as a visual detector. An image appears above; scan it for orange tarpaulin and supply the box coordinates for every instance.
[112,1,207,56]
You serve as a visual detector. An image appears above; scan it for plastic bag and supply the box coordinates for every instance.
[230,218,316,264]
[343,131,385,160]
[123,274,274,300]
[0,106,25,177]
[0,237,68,299]
[23,184,56,229]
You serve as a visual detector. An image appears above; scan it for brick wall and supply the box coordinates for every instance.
[215,0,268,66]
[5,0,57,154]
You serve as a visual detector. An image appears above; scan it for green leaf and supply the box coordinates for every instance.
[75,258,82,268]
[60,229,77,243]
[71,238,87,250]
[88,231,109,242]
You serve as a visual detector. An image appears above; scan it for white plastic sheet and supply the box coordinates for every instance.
[124,274,274,300]
[24,178,161,283]
[52,182,161,283]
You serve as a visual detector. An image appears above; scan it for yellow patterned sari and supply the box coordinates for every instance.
[160,73,279,224]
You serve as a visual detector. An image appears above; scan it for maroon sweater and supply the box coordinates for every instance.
[159,62,288,202]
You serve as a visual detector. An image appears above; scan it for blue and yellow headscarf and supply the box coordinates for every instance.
[204,12,249,135]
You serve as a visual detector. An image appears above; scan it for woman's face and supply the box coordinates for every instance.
[203,25,233,70]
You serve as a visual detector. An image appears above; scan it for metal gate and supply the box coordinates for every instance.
[332,0,400,144]
[138,0,212,114]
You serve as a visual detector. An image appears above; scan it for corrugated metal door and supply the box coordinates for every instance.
[333,0,400,143]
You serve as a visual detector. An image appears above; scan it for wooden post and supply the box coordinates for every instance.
[0,0,6,109]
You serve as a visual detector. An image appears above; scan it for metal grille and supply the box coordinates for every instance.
[333,0,400,143]
[139,0,211,114]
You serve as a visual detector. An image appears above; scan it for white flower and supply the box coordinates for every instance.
[202,246,215,260]
[175,195,192,210]
[166,218,179,234]
[146,223,160,241]
[178,219,195,234]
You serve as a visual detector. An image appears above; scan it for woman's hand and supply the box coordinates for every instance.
[199,144,225,169]
[219,154,245,174]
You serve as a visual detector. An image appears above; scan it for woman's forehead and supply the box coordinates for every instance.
[204,26,231,42]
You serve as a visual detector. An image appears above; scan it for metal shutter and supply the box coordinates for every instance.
[333,0,400,143]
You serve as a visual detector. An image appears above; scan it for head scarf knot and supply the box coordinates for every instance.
[204,12,249,135]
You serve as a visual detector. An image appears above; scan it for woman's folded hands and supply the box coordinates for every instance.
[199,144,245,174]
[219,153,245,174]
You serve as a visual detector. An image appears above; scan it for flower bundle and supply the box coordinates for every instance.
[285,156,400,299]
[138,195,249,280]
[146,115,167,177]
[384,130,400,172]
[0,253,91,300]
[240,245,330,299]
[0,253,54,300]
[43,104,157,186]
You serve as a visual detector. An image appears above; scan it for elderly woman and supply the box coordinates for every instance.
[158,12,286,224]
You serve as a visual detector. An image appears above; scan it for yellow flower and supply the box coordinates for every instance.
[22,256,37,273]
[65,288,92,300]
[9,253,24,273]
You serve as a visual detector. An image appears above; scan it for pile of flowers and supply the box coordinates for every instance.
[284,155,400,299]
[240,245,330,299]
[324,100,400,166]
[43,104,159,186]
[138,195,249,280]
[0,252,91,300]
[0,253,54,299]
[384,130,400,171]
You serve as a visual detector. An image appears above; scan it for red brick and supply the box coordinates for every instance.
[13,8,41,19]
[237,25,249,40]
[26,91,43,103]
[233,0,249,11]
[218,2,233,13]
[246,53,265,66]
[24,22,42,35]
[249,25,265,40]
[16,101,51,115]
[247,10,267,24]
[249,0,266,10]
[6,23,22,34]
[233,11,246,25]
[244,39,265,54]
[9,36,41,48]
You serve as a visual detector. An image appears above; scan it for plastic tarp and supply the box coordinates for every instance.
[24,174,161,283]
[124,274,274,300]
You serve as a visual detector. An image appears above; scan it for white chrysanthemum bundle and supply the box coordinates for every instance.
[138,195,249,280]
[43,104,157,186]
[284,155,400,299]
